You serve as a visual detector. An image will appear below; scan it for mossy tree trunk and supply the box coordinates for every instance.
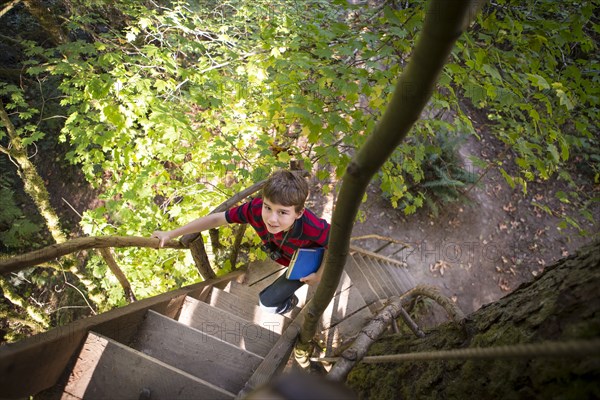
[22,0,69,45]
[0,100,106,306]
[298,0,481,348]
[0,100,68,245]
[346,240,600,399]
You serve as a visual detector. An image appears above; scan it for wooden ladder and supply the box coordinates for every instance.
[0,263,303,399]
[0,245,417,399]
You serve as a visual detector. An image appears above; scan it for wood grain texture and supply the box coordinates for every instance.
[344,254,382,310]
[208,287,290,335]
[64,332,234,400]
[178,296,280,357]
[0,271,243,399]
[131,310,262,393]
[236,307,307,399]
[0,236,185,274]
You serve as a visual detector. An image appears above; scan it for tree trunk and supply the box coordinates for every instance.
[299,0,480,347]
[0,100,68,246]
[22,0,69,45]
[346,239,600,399]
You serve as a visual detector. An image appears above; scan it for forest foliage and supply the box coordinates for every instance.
[0,0,598,341]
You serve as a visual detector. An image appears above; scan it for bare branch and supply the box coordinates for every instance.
[98,248,137,303]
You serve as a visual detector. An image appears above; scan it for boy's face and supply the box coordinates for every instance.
[262,198,304,234]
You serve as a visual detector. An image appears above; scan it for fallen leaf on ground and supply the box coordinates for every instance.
[430,260,451,276]
[498,278,511,292]
[503,202,516,212]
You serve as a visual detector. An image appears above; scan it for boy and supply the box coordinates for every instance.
[152,170,330,315]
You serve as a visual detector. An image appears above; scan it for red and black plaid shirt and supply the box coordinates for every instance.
[225,197,330,266]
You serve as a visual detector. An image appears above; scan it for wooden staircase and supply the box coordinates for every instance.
[0,244,416,399]
[0,266,293,399]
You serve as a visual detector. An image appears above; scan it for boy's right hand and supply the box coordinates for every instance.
[151,231,172,248]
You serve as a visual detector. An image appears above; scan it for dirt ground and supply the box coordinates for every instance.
[319,133,600,318]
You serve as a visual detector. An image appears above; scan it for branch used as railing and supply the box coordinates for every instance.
[177,180,268,276]
[0,236,183,275]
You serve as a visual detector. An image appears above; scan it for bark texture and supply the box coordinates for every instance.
[346,240,600,399]
[22,0,69,45]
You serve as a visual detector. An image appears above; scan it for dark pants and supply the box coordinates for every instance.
[259,274,304,312]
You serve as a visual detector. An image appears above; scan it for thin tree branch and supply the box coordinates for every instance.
[98,248,137,303]
[0,0,21,19]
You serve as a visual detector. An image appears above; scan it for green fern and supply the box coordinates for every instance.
[380,128,479,214]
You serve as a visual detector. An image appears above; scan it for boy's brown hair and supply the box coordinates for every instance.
[261,170,309,212]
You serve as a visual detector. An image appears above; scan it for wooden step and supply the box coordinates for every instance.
[345,254,383,310]
[225,279,305,317]
[388,262,415,293]
[378,260,407,295]
[356,254,389,298]
[320,285,368,330]
[368,257,403,297]
[64,331,234,400]
[243,260,286,286]
[225,280,261,303]
[208,287,290,335]
[246,268,286,293]
[322,305,374,349]
[178,296,280,357]
[130,310,262,394]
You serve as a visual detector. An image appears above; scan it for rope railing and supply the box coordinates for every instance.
[315,339,600,365]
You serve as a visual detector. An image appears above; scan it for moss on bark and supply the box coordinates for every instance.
[347,240,600,399]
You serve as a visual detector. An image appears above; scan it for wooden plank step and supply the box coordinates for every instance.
[226,279,305,314]
[371,257,404,297]
[319,285,367,330]
[345,254,383,310]
[237,309,305,398]
[64,332,234,400]
[321,305,374,351]
[243,260,286,286]
[388,262,415,293]
[208,287,290,335]
[358,254,390,298]
[224,281,261,304]
[130,310,262,394]
[178,296,280,357]
[383,261,409,295]
[247,268,287,293]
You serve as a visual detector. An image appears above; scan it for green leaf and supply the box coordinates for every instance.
[499,168,515,189]
[547,144,559,163]
[383,7,402,26]
[555,89,575,110]
[526,73,550,90]
[555,191,570,204]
